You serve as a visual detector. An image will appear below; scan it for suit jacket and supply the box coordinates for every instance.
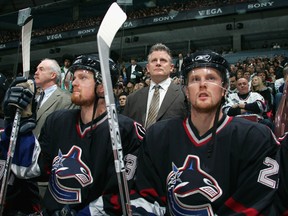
[126,64,143,83]
[33,87,77,138]
[123,82,188,126]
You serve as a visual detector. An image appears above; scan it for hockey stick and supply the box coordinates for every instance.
[97,3,131,216]
[0,12,33,215]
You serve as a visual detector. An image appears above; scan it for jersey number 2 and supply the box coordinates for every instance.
[257,157,279,189]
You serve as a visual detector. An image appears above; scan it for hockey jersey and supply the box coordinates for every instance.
[223,91,266,119]
[131,115,280,215]
[1,109,144,215]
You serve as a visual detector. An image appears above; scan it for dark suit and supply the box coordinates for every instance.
[123,82,187,126]
[126,64,143,83]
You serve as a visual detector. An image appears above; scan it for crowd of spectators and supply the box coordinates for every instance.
[0,0,256,43]
[113,51,287,132]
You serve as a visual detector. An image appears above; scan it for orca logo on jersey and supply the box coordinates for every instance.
[49,146,93,204]
[167,155,222,215]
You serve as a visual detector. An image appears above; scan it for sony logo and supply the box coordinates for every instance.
[78,29,95,35]
[153,15,177,22]
[0,44,6,49]
[47,34,62,40]
[198,8,223,16]
[248,1,274,9]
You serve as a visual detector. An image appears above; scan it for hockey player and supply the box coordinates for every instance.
[130,50,280,215]
[1,54,144,215]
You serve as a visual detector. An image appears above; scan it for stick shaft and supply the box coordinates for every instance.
[0,12,33,216]
[97,3,131,215]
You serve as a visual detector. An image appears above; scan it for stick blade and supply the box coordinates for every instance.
[21,16,33,78]
[97,2,127,48]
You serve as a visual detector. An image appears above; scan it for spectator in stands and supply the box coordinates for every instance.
[117,92,128,114]
[223,77,267,125]
[138,80,146,89]
[175,52,184,76]
[274,59,284,79]
[236,69,243,80]
[247,63,256,77]
[125,80,136,95]
[143,76,150,86]
[227,73,238,95]
[274,66,288,111]
[114,81,125,99]
[126,57,143,84]
[120,64,128,85]
[267,65,276,84]
[251,75,274,128]
[123,43,187,128]
[243,70,252,82]
[60,54,74,91]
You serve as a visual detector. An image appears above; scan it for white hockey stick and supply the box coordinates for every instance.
[97,3,131,216]
[0,12,33,216]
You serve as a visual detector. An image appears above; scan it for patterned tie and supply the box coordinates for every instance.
[37,91,45,110]
[145,85,160,129]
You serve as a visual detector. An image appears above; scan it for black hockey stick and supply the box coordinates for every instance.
[0,11,33,215]
[97,3,131,216]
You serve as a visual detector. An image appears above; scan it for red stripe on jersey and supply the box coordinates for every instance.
[140,188,167,204]
[110,194,121,212]
[225,197,262,216]
[183,116,232,147]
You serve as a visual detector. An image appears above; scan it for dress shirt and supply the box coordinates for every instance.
[145,78,171,123]
[39,84,58,108]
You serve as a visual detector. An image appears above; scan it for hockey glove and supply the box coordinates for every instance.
[2,77,37,134]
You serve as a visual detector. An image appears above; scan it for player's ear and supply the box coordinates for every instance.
[97,83,105,96]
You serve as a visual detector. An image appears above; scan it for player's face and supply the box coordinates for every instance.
[71,69,96,106]
[186,68,225,113]
[146,50,174,83]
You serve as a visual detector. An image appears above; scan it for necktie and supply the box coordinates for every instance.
[37,91,45,109]
[145,85,160,128]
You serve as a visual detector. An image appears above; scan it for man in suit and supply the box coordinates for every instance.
[33,58,76,201]
[123,43,187,128]
[33,58,76,139]
[126,57,143,84]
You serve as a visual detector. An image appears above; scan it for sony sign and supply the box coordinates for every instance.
[78,28,95,35]
[248,1,274,9]
[47,34,62,40]
[153,14,177,23]
[198,8,223,16]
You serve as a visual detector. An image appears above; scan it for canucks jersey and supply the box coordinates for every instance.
[131,115,280,215]
[1,109,144,215]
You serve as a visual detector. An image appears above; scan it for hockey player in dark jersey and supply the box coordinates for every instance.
[130,50,280,215]
[0,54,144,215]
